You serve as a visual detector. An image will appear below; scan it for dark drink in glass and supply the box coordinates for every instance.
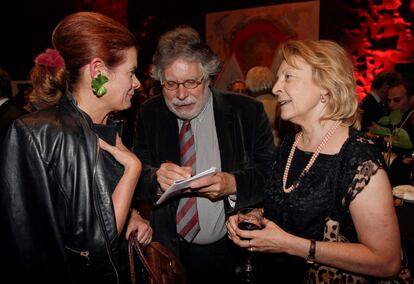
[238,221,260,231]
[235,208,263,283]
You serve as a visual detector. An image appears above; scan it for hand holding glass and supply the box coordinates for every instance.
[238,208,263,233]
[236,208,263,283]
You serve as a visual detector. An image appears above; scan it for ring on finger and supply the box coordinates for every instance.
[248,240,254,252]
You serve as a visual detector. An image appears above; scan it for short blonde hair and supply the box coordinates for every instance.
[279,40,360,128]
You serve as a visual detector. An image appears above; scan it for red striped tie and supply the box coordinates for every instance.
[176,121,200,242]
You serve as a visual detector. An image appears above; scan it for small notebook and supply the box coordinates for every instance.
[156,167,219,205]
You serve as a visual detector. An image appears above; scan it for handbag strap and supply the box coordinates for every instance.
[128,230,163,284]
[128,235,138,284]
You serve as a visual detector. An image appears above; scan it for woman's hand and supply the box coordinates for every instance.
[126,209,152,246]
[99,135,141,172]
[100,135,142,234]
[227,215,291,253]
[226,214,240,241]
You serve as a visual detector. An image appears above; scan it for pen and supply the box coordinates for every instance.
[166,160,195,177]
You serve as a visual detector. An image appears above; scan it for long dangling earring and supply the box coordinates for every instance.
[91,73,109,97]
[320,95,327,103]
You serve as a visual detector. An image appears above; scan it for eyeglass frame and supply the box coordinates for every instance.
[161,76,204,91]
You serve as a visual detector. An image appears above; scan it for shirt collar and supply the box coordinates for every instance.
[195,88,213,123]
[0,97,9,107]
[370,92,382,104]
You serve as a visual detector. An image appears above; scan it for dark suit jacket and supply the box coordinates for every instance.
[359,93,385,132]
[133,88,276,255]
[0,99,27,146]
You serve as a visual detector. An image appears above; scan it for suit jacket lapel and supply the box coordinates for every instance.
[369,93,385,114]
[159,100,181,165]
[212,88,234,172]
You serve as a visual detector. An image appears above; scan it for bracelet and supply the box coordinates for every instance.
[306,239,316,264]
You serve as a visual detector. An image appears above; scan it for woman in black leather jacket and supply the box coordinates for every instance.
[0,12,151,283]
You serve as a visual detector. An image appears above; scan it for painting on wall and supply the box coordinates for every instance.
[206,1,320,90]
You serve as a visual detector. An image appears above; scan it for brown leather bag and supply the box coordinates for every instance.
[128,231,186,284]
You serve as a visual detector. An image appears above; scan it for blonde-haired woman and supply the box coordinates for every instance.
[227,40,402,283]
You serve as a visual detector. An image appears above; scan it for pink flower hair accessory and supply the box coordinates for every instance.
[34,48,65,69]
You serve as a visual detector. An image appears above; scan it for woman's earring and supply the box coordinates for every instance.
[91,73,108,97]
[320,95,327,103]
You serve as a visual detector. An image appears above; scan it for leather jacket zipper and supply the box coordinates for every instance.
[67,94,120,283]
[65,246,91,266]
[92,135,119,284]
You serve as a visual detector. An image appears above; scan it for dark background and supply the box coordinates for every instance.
[0,0,412,81]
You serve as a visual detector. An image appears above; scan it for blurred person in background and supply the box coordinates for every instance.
[245,65,298,145]
[12,82,32,107]
[245,66,277,124]
[0,67,27,145]
[386,81,414,186]
[227,78,247,95]
[23,48,66,112]
[360,70,403,132]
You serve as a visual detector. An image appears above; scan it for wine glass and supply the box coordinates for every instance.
[235,207,264,283]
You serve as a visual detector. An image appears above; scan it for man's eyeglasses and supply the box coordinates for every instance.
[162,77,204,91]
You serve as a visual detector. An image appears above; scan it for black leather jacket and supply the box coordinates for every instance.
[0,93,128,284]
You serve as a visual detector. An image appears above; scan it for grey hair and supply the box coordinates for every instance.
[151,25,221,82]
[245,66,276,93]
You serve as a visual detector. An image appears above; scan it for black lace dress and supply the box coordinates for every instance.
[261,127,385,283]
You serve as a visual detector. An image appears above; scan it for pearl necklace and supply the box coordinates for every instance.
[282,121,341,193]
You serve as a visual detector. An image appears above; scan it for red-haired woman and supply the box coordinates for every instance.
[0,12,151,283]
